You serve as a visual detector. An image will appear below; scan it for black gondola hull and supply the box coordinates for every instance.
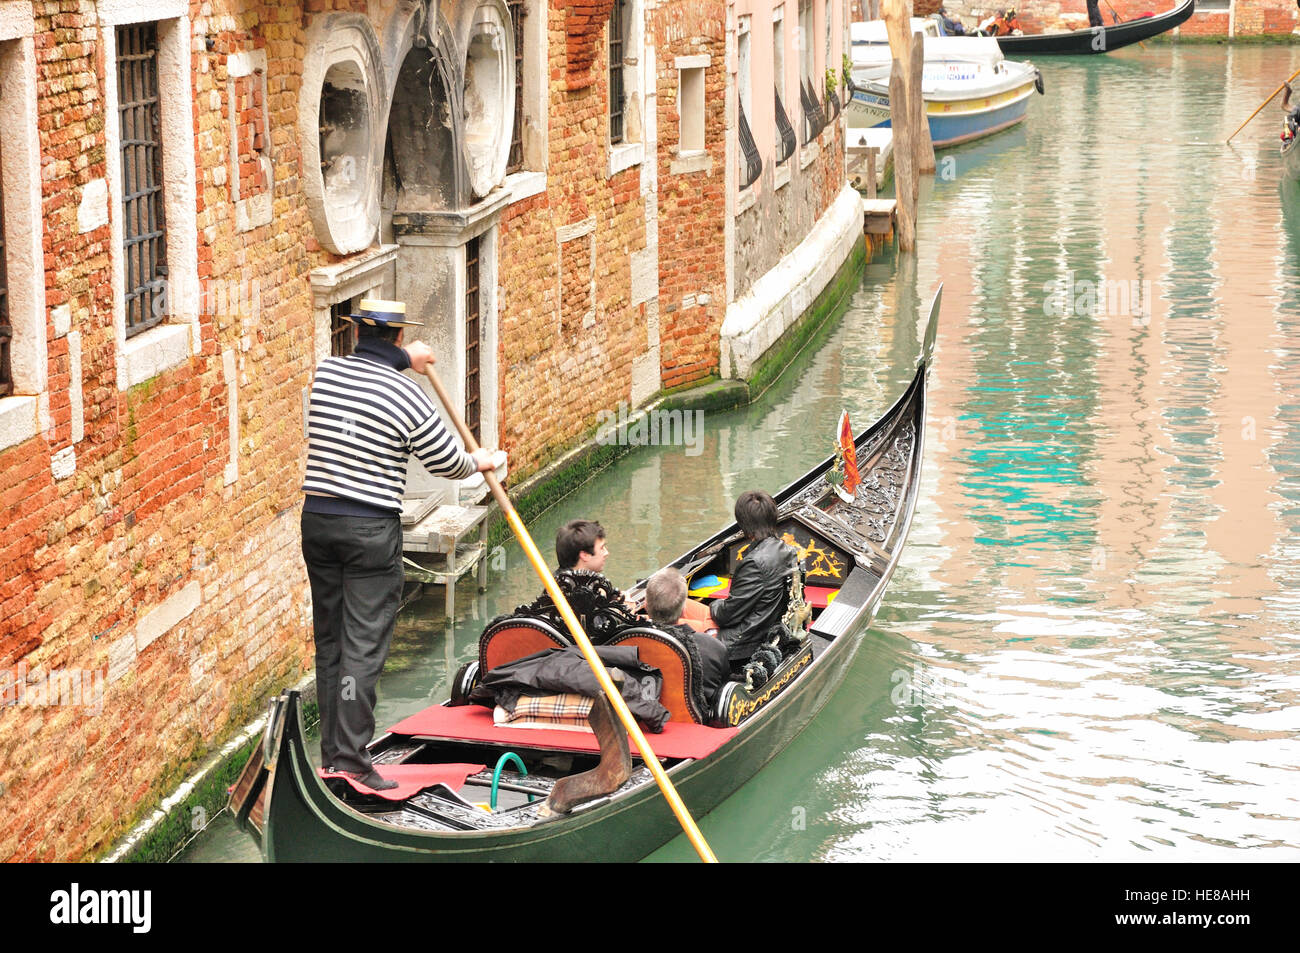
[995,0,1195,54]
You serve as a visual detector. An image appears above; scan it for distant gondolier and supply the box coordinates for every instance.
[1283,81,1300,141]
[1087,0,1105,27]
[301,299,496,791]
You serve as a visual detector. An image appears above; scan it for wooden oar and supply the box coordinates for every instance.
[422,363,719,863]
[1227,67,1300,143]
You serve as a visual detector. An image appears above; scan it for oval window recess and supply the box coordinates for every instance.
[464,3,515,199]
[320,61,371,214]
[301,16,383,255]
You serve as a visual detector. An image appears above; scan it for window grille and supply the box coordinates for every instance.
[800,76,827,144]
[738,101,762,190]
[508,0,525,173]
[774,86,796,165]
[117,23,168,337]
[330,300,354,357]
[465,236,482,446]
[609,0,625,145]
[825,82,841,122]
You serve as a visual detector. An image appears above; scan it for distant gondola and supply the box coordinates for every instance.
[991,0,1195,55]
[228,290,941,862]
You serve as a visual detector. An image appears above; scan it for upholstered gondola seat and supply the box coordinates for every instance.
[605,625,713,725]
[479,616,572,675]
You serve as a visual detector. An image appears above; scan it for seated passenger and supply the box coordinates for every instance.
[551,519,637,641]
[706,490,798,666]
[556,518,612,578]
[645,568,731,707]
[938,6,966,35]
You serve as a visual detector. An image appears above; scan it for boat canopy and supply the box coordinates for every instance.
[852,23,1006,73]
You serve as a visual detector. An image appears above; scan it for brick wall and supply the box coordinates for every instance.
[0,0,360,862]
[495,0,650,479]
[653,3,727,389]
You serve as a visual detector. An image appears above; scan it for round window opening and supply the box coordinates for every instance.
[463,8,513,199]
[319,61,372,216]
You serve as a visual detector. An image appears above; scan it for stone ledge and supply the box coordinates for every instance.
[0,395,38,453]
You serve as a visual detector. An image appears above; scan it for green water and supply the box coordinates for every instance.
[180,44,1300,863]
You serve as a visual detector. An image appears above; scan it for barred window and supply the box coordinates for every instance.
[507,0,525,173]
[775,86,796,165]
[329,300,354,357]
[609,0,625,145]
[117,23,168,337]
[800,76,827,144]
[465,236,481,446]
[738,101,762,190]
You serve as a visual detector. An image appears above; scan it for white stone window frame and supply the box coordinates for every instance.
[0,3,47,454]
[608,0,645,178]
[504,0,547,204]
[101,0,201,392]
[671,55,712,176]
[308,246,400,365]
[303,244,400,446]
[228,49,273,233]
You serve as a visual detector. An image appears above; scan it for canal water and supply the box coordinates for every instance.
[180,43,1300,862]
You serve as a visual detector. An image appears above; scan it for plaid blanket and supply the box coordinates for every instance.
[493,692,595,731]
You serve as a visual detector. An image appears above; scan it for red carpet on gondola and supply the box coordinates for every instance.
[388,705,737,759]
[318,763,485,801]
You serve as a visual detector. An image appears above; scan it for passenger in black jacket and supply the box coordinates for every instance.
[708,491,797,663]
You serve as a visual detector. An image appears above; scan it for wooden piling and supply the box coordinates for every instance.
[911,33,935,174]
[889,57,916,252]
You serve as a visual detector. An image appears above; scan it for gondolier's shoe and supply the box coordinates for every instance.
[343,769,399,791]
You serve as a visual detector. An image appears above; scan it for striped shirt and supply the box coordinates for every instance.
[303,339,476,513]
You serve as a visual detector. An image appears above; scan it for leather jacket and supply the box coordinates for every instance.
[710,536,796,662]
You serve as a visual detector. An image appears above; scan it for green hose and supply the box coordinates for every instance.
[490,752,535,810]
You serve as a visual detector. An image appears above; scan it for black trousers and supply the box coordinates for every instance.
[301,510,403,774]
[1087,0,1104,27]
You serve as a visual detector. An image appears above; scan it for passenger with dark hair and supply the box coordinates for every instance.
[555,519,609,572]
[645,568,731,707]
[706,490,799,665]
[548,519,636,641]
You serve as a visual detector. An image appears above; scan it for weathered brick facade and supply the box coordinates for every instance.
[653,3,727,389]
[0,0,322,862]
[0,0,859,860]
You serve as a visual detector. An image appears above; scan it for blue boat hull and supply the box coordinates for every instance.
[848,82,1035,148]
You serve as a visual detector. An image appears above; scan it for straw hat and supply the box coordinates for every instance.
[347,298,423,327]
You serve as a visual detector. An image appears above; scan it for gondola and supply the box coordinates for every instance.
[229,289,940,862]
[992,0,1195,55]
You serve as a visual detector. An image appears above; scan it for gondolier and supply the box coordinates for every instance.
[301,298,496,791]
